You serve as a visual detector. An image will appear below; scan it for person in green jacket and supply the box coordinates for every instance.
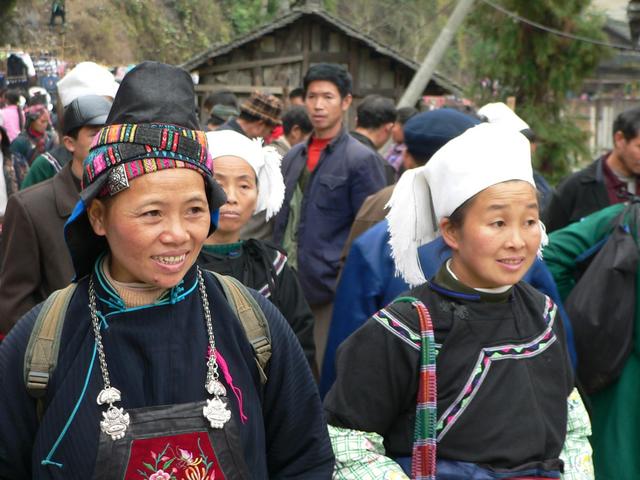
[543,202,638,479]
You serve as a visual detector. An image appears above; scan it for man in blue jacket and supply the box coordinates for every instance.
[273,63,386,368]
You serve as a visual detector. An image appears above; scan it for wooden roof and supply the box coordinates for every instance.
[181,5,461,95]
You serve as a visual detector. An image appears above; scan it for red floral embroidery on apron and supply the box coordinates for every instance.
[124,432,226,480]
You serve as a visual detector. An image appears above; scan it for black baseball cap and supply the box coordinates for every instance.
[62,95,112,135]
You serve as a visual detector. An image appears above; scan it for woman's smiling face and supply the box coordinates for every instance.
[88,168,211,288]
[441,180,541,289]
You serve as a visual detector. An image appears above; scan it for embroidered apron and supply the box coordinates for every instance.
[93,400,251,480]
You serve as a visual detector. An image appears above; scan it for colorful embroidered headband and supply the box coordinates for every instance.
[83,123,213,196]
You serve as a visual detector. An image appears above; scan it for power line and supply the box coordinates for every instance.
[481,0,639,52]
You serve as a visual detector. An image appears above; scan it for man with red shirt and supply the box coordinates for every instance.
[544,106,640,232]
[273,64,386,369]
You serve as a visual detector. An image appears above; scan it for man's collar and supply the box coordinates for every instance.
[304,125,346,152]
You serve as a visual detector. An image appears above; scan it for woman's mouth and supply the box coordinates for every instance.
[497,257,525,271]
[220,211,240,218]
[151,253,187,265]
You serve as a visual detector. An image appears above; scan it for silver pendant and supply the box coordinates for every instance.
[100,405,130,440]
[206,379,227,397]
[203,396,231,429]
[97,386,122,405]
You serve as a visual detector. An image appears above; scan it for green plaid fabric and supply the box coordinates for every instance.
[329,426,409,480]
[560,388,594,480]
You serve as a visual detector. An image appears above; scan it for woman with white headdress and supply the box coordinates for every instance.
[200,129,316,371]
[324,123,593,479]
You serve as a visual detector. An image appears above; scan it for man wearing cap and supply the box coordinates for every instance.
[0,95,112,332]
[206,104,239,131]
[20,62,119,189]
[219,91,282,140]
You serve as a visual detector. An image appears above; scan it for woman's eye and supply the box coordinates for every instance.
[188,206,204,215]
[526,219,538,227]
[142,210,160,217]
[493,220,505,227]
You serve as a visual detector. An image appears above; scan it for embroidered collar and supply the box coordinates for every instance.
[202,241,244,258]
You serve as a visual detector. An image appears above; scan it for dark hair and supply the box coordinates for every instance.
[447,195,476,230]
[289,87,304,100]
[396,106,418,125]
[303,63,352,99]
[5,89,21,105]
[27,93,47,107]
[356,95,397,129]
[410,152,430,167]
[613,106,640,141]
[238,110,277,127]
[282,106,312,135]
[447,180,540,229]
[65,126,81,139]
[204,90,238,111]
[207,115,225,127]
[520,127,537,143]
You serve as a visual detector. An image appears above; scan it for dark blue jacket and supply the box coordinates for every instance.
[273,129,386,305]
[319,219,577,397]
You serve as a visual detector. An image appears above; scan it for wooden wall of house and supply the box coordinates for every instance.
[195,14,444,125]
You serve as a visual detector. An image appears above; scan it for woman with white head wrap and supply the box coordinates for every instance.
[199,130,316,372]
[324,123,592,479]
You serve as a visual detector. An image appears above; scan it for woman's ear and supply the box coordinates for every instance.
[87,199,108,237]
[440,217,460,251]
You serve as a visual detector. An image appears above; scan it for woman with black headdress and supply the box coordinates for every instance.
[0,62,333,479]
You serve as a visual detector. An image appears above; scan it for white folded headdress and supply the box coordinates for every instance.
[57,62,120,107]
[206,130,285,220]
[386,122,548,287]
[478,102,530,132]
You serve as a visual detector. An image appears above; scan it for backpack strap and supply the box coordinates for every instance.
[210,271,271,384]
[23,284,77,418]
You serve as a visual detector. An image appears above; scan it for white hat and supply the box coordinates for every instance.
[386,122,547,287]
[206,130,285,220]
[478,102,530,132]
[57,62,120,107]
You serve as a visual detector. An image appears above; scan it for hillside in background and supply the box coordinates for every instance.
[1,0,234,65]
[1,0,455,70]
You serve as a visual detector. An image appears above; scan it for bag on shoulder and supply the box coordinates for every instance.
[24,272,271,416]
[565,202,640,394]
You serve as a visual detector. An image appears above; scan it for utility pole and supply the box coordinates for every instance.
[397,0,476,108]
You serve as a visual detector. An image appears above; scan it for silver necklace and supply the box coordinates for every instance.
[89,266,231,441]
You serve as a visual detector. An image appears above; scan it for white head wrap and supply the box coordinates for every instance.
[206,130,285,220]
[386,122,548,287]
[478,102,530,132]
[57,62,120,107]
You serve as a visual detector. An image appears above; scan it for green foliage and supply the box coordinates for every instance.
[0,0,18,42]
[220,0,278,35]
[115,0,231,64]
[465,1,611,182]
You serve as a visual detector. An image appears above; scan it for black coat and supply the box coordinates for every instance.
[0,264,333,478]
[543,156,610,233]
[325,270,573,472]
[198,240,316,371]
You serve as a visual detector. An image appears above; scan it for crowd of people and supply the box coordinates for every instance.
[0,56,638,479]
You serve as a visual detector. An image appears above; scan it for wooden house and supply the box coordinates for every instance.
[181,2,460,124]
